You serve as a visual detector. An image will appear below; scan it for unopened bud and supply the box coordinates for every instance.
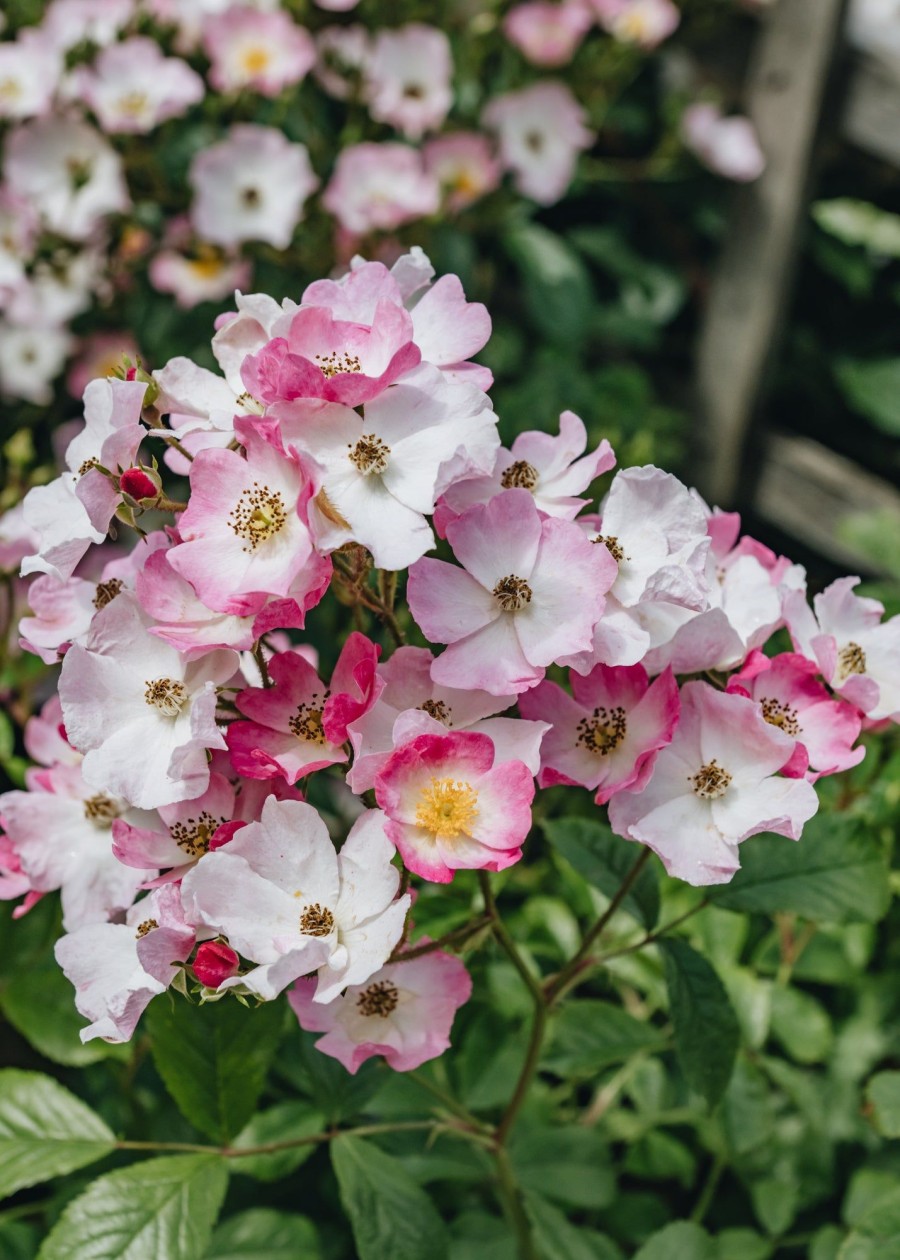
[193,941,240,988]
[119,466,160,504]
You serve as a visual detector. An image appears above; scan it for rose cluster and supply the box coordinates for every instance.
[4,250,890,1075]
[0,0,764,405]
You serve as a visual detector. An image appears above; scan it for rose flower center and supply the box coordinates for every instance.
[415,777,479,840]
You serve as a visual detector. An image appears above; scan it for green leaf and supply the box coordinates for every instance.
[835,358,900,436]
[866,1073,900,1138]
[660,940,739,1107]
[510,1126,615,1209]
[503,223,594,348]
[838,1187,900,1259]
[715,1229,772,1259]
[769,985,832,1063]
[633,1223,715,1260]
[37,1154,228,1260]
[0,1069,115,1199]
[542,818,659,928]
[230,1101,324,1181]
[523,1192,622,1260]
[812,199,900,257]
[710,818,890,924]
[543,1000,664,1077]
[205,1209,320,1260]
[331,1135,449,1260]
[276,1024,382,1123]
[146,994,284,1142]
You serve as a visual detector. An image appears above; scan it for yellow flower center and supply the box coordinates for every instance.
[229,483,287,552]
[240,45,272,76]
[415,777,479,839]
[836,641,866,683]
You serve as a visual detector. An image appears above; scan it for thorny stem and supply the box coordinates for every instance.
[113,1120,442,1159]
[251,640,272,688]
[155,495,188,514]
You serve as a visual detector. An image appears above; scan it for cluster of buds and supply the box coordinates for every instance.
[5,250,887,1074]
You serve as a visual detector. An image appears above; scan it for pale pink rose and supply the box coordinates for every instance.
[0,31,61,120]
[289,948,472,1073]
[0,321,72,405]
[5,246,103,330]
[202,8,316,95]
[3,116,129,241]
[314,25,370,100]
[519,664,679,802]
[190,125,318,249]
[23,694,81,769]
[0,760,154,931]
[365,25,453,140]
[682,103,765,182]
[408,489,616,696]
[42,0,136,52]
[226,649,350,784]
[436,410,615,534]
[608,682,820,887]
[590,0,680,47]
[322,143,440,235]
[504,1,593,66]
[181,799,411,1001]
[73,38,205,133]
[784,577,900,723]
[424,133,501,213]
[58,592,235,809]
[375,730,535,883]
[346,645,546,794]
[269,368,498,568]
[112,771,236,879]
[166,428,331,618]
[149,245,252,311]
[727,651,865,781]
[483,82,593,205]
[67,330,140,400]
[55,883,195,1043]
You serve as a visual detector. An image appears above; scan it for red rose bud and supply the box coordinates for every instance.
[192,941,240,988]
[119,467,159,502]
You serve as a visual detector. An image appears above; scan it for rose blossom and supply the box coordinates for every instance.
[590,0,680,47]
[202,8,316,95]
[423,133,501,213]
[72,38,205,133]
[504,2,593,66]
[289,948,472,1073]
[365,25,454,140]
[483,82,593,205]
[682,103,765,182]
[322,143,440,235]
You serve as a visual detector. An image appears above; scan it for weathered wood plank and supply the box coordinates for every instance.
[843,52,900,166]
[693,0,847,508]
[754,431,900,575]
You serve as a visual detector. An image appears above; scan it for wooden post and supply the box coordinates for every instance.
[693,0,847,508]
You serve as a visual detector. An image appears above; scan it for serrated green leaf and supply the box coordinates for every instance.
[146,995,284,1143]
[660,940,739,1107]
[633,1222,715,1260]
[230,1101,324,1181]
[0,1069,115,1199]
[542,818,659,928]
[204,1209,320,1260]
[523,1191,622,1260]
[812,199,900,257]
[838,1187,900,1260]
[866,1073,900,1138]
[37,1154,228,1260]
[710,818,890,924]
[331,1135,449,1260]
[542,1000,664,1077]
[510,1126,614,1209]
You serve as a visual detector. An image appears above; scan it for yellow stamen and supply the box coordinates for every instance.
[415,777,479,840]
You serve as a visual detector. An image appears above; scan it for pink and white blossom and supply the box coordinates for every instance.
[519,664,679,802]
[58,592,235,809]
[374,730,535,882]
[322,143,440,236]
[0,31,61,120]
[483,83,593,205]
[0,322,72,405]
[682,103,765,183]
[504,2,593,66]
[72,38,205,133]
[408,489,616,695]
[181,798,410,1001]
[55,883,195,1043]
[289,948,472,1073]
[608,682,819,886]
[590,0,680,47]
[112,770,236,878]
[202,8,316,96]
[314,25,370,100]
[190,125,318,249]
[423,133,501,213]
[365,25,454,140]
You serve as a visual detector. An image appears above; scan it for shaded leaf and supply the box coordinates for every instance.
[542,818,659,928]
[660,940,739,1107]
[205,1209,320,1260]
[331,1135,449,1260]
[524,1191,622,1260]
[230,1101,324,1181]
[866,1073,900,1138]
[633,1222,715,1260]
[543,1000,664,1077]
[503,223,594,348]
[836,358,900,437]
[146,995,284,1143]
[37,1154,228,1260]
[0,1069,114,1200]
